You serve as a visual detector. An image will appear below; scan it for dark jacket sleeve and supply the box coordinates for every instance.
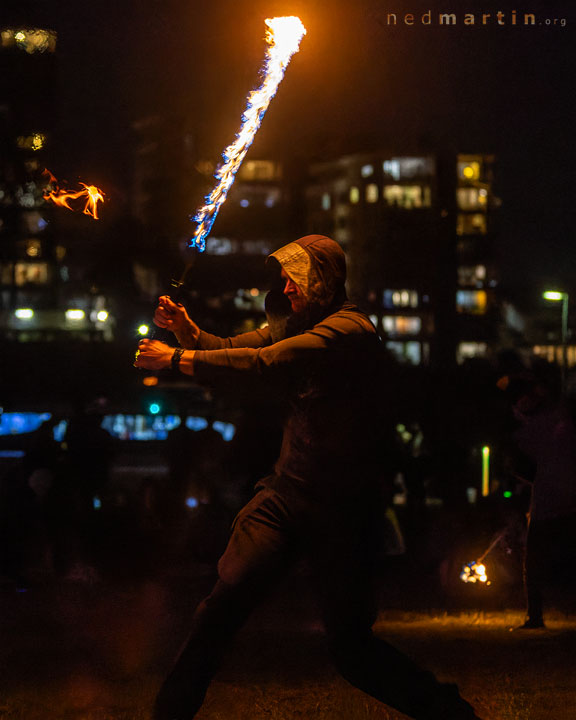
[193,311,375,381]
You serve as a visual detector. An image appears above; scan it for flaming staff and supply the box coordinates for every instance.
[187,16,306,256]
[43,169,105,220]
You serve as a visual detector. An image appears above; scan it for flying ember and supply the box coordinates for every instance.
[43,169,105,220]
[189,16,306,252]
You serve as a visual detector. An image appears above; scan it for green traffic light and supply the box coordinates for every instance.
[149,403,161,415]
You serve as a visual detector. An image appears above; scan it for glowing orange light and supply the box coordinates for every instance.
[43,169,105,220]
[460,560,490,585]
[142,376,159,387]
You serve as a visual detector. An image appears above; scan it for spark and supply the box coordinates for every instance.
[43,169,105,220]
[189,16,306,252]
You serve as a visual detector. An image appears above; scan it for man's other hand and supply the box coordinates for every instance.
[154,296,200,349]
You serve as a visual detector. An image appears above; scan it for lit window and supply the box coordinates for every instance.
[457,213,487,235]
[457,187,488,211]
[383,160,401,181]
[361,164,374,178]
[383,316,422,336]
[457,342,488,363]
[349,187,360,204]
[321,193,331,211]
[366,184,379,203]
[238,160,282,181]
[458,265,487,287]
[533,345,576,368]
[456,290,487,315]
[383,185,430,209]
[14,262,48,285]
[384,289,418,309]
[458,160,481,181]
[383,157,434,180]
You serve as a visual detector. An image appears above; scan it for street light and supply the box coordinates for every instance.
[543,290,569,392]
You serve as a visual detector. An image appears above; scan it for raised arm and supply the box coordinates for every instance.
[154,295,272,350]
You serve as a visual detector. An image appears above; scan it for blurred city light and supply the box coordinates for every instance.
[14,308,34,320]
[96,310,109,322]
[142,376,159,387]
[138,324,149,336]
[543,290,569,392]
[148,402,161,415]
[65,309,85,321]
[482,445,490,497]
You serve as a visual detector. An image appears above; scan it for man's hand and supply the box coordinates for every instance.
[154,296,200,349]
[134,339,174,371]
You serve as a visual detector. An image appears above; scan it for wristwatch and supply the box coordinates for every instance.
[171,347,185,371]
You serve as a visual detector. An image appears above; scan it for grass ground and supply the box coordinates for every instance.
[1,573,575,720]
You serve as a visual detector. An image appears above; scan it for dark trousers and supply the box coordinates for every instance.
[524,513,576,623]
[154,486,478,720]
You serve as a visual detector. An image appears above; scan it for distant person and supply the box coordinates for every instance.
[499,371,576,628]
[136,235,482,720]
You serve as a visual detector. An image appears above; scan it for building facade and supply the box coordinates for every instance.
[306,151,499,366]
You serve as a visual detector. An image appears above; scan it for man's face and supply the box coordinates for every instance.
[281,269,307,313]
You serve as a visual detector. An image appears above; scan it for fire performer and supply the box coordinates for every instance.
[135,235,482,720]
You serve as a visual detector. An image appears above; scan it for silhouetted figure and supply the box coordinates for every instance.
[0,464,36,588]
[136,236,482,719]
[500,370,576,628]
[59,409,114,578]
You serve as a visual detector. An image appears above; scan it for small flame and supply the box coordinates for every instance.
[43,169,105,220]
[460,560,490,585]
[190,16,306,252]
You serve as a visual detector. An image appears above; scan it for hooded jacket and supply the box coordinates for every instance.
[191,236,384,500]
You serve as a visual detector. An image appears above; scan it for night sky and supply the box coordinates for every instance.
[7,0,576,303]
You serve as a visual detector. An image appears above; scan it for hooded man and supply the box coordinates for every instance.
[135,235,482,720]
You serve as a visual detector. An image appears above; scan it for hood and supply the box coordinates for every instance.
[269,235,347,311]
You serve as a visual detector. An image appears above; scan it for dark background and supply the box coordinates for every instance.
[4,0,575,302]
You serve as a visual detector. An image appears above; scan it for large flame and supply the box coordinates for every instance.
[190,16,306,252]
[43,169,105,220]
